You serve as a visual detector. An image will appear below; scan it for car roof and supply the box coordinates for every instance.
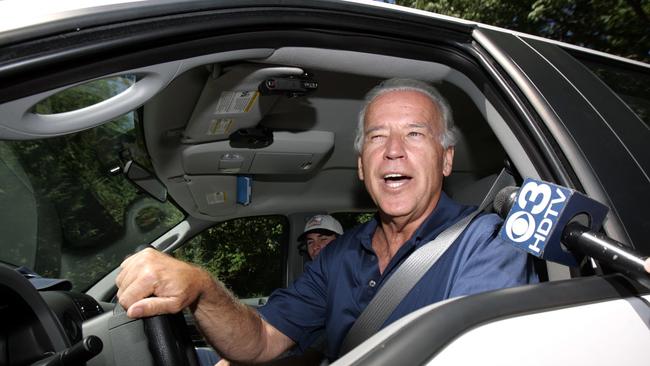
[2,0,647,70]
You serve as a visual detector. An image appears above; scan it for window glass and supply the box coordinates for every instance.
[332,212,375,231]
[175,215,288,301]
[0,112,183,291]
[578,59,650,128]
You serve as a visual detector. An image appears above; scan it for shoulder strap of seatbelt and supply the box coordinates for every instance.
[339,169,512,356]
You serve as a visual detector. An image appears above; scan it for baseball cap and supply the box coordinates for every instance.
[297,214,344,242]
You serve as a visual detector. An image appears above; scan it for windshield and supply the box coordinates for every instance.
[0,111,183,291]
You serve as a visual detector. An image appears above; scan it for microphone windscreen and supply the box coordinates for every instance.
[493,186,518,219]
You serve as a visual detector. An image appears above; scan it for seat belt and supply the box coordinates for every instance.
[339,169,513,356]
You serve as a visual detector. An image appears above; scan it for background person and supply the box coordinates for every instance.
[297,215,344,260]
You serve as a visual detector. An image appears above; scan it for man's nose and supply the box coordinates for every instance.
[384,134,406,160]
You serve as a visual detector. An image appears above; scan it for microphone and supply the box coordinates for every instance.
[495,178,650,287]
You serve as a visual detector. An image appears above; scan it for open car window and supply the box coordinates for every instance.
[175,215,288,305]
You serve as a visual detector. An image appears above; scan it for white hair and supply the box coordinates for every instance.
[354,78,458,154]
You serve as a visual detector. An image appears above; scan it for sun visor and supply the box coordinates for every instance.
[181,130,334,175]
[182,65,306,143]
[186,175,238,216]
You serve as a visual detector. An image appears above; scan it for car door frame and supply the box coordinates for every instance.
[473,28,650,254]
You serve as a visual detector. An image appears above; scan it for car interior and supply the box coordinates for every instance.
[2,0,650,363]
[1,39,573,366]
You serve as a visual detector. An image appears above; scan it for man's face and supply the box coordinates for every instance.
[357,90,454,222]
[305,232,337,259]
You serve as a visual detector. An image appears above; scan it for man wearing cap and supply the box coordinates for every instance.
[298,215,344,260]
[116,78,537,363]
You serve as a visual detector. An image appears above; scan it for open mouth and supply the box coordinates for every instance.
[383,173,412,188]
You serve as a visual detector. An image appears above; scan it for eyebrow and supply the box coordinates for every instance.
[365,122,430,134]
[364,126,384,135]
[406,123,429,129]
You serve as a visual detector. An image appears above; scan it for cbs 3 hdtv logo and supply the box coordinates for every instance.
[501,179,570,255]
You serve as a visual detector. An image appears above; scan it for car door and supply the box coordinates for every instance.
[334,24,650,366]
[473,28,649,252]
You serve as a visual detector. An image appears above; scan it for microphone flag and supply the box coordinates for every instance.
[498,178,609,266]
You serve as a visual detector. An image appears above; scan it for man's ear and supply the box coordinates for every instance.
[442,147,454,177]
[357,155,365,181]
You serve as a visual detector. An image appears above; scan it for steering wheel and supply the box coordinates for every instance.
[123,245,199,366]
[142,311,200,366]
[0,264,70,364]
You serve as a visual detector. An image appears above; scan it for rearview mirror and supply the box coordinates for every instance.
[124,160,167,202]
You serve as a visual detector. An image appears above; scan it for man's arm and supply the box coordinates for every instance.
[116,248,294,363]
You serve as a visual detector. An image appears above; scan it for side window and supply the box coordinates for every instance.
[577,58,650,128]
[175,215,288,303]
[332,212,375,231]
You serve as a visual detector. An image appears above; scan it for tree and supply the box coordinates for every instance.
[175,216,286,298]
[397,0,650,62]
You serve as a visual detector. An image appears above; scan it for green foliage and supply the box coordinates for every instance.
[6,116,183,289]
[332,212,376,231]
[397,0,650,62]
[175,216,287,298]
[1,76,183,290]
[12,126,133,246]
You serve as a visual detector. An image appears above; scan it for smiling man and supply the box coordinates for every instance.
[116,78,537,364]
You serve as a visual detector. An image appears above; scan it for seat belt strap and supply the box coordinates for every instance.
[339,169,512,356]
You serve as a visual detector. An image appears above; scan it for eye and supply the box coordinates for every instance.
[407,131,424,138]
[369,134,386,143]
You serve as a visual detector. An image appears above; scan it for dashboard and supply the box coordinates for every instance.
[39,291,106,345]
[1,263,198,366]
[1,264,106,365]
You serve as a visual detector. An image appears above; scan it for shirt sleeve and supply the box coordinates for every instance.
[449,214,539,298]
[257,255,329,352]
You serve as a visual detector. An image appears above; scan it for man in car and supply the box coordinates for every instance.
[116,78,538,363]
[298,214,344,260]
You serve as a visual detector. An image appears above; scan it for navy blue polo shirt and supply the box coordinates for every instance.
[258,193,538,359]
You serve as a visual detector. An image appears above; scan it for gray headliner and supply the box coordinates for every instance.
[144,47,537,223]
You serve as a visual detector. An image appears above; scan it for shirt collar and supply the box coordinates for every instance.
[356,192,473,252]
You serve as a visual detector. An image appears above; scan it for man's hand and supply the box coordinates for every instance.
[116,248,210,318]
[645,257,650,274]
[115,248,294,362]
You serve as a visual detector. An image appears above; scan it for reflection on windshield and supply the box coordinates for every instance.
[0,112,183,291]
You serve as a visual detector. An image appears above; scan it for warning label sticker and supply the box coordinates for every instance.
[206,192,226,205]
[207,118,234,135]
[214,91,259,114]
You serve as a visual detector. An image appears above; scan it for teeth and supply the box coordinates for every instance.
[386,181,404,188]
[383,173,409,188]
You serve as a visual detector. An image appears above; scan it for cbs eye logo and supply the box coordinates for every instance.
[504,211,536,243]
